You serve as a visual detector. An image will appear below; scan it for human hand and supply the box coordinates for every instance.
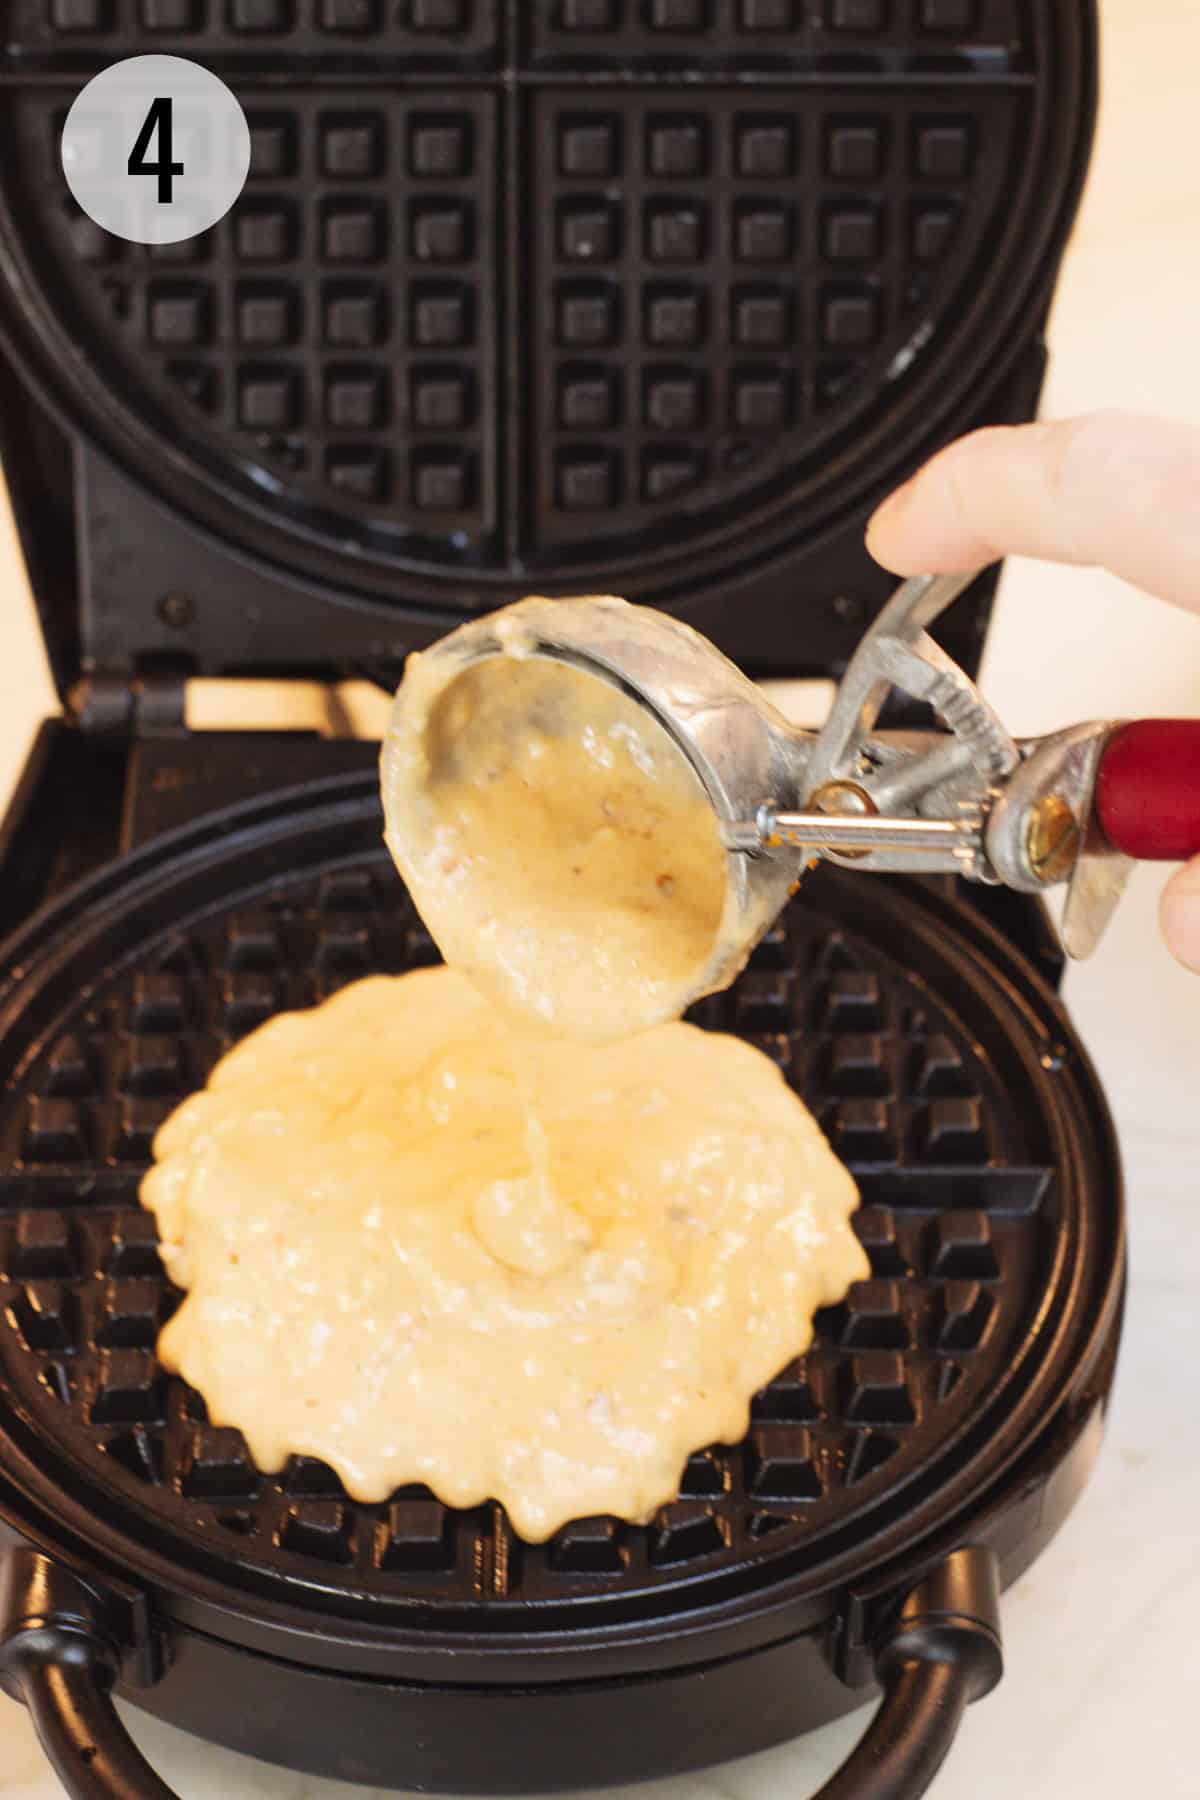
[865,411,1200,972]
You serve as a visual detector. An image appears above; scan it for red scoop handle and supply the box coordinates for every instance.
[1095,720,1200,861]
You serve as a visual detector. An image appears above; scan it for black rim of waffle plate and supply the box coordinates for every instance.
[0,2,1092,609]
[0,772,1122,1674]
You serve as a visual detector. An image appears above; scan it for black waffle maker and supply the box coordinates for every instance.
[0,5,1125,1797]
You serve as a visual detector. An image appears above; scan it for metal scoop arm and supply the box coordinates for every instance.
[740,572,1147,958]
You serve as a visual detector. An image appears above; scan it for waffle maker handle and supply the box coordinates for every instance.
[0,1547,175,1799]
[1,1542,1003,1800]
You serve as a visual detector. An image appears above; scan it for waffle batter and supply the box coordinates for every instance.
[143,596,868,1541]
[143,966,867,1542]
[381,602,735,1042]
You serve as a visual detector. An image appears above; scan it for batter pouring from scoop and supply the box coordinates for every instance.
[142,594,868,1541]
[381,599,737,1043]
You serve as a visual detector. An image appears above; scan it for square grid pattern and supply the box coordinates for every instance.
[533,87,1005,546]
[0,860,1053,1599]
[6,0,1024,55]
[529,0,1026,64]
[30,92,499,542]
[6,1,1027,567]
[7,0,499,55]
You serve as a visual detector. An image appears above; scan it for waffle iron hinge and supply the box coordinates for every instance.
[0,1536,167,1694]
[0,1539,177,1798]
[829,1544,1003,1697]
[828,1366,1115,1698]
[67,670,187,740]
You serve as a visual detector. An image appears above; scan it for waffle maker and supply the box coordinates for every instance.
[0,4,1125,1796]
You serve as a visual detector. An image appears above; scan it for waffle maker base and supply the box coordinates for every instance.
[0,734,1123,1796]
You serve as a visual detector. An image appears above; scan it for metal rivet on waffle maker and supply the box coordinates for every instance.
[403,568,1200,969]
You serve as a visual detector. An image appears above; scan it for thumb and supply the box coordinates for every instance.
[1159,860,1200,972]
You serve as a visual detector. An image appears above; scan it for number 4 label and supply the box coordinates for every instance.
[128,98,185,206]
[63,57,250,245]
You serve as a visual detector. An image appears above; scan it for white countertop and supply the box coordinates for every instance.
[2,5,1200,1795]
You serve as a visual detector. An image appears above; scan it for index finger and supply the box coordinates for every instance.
[865,410,1200,617]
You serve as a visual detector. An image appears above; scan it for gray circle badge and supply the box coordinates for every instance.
[61,56,251,247]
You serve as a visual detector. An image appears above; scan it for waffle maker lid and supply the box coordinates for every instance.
[0,8,1127,1799]
[0,0,1097,696]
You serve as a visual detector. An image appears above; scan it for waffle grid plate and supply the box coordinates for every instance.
[0,783,1098,1636]
[0,1,1082,603]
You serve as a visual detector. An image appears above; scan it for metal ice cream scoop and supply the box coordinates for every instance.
[392,572,1200,963]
